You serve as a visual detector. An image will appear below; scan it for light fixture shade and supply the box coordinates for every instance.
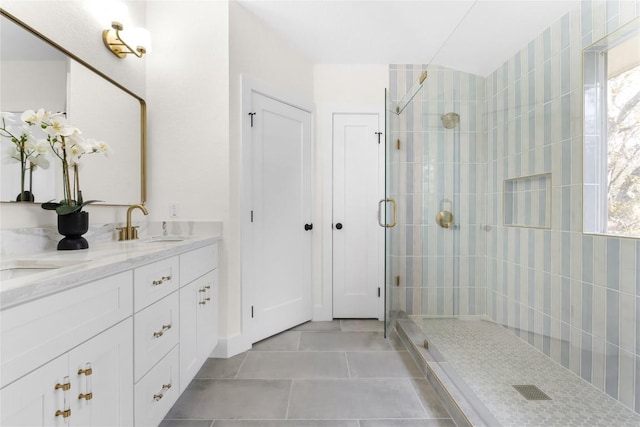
[109,2,131,29]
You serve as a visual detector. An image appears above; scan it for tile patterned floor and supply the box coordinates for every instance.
[410,317,640,427]
[161,320,456,427]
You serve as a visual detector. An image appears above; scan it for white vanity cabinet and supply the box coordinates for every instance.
[179,270,218,392]
[0,272,134,427]
[0,238,220,427]
[1,320,134,427]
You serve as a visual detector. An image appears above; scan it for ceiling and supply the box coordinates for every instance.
[236,0,580,77]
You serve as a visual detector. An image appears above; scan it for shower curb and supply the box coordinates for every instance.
[395,316,501,427]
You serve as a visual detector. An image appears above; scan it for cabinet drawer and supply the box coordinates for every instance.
[134,345,179,427]
[180,243,218,286]
[134,256,179,312]
[1,271,133,388]
[134,292,179,381]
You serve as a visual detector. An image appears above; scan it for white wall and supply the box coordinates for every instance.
[226,0,314,351]
[313,64,388,319]
[146,0,231,346]
[0,0,147,229]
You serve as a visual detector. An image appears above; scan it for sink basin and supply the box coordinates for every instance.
[0,259,88,281]
[145,236,189,243]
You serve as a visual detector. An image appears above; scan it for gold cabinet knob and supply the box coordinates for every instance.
[55,409,71,418]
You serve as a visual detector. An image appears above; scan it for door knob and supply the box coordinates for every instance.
[335,223,343,230]
[304,223,313,231]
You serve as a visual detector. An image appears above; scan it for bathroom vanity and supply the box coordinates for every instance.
[0,235,220,427]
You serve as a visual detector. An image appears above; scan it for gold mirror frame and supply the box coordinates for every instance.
[0,9,146,205]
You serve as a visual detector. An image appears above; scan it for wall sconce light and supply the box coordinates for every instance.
[102,21,151,59]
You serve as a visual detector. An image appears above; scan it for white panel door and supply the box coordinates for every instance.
[250,92,312,343]
[0,355,67,427]
[332,113,383,318]
[69,319,134,427]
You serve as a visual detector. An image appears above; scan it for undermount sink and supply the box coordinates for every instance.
[0,259,87,281]
[145,236,189,243]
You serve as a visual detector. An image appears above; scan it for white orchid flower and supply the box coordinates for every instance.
[45,116,76,138]
[66,142,86,165]
[86,139,112,156]
[21,108,48,126]
[29,154,50,170]
[35,139,49,156]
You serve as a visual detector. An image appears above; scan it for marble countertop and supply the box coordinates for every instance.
[0,233,221,310]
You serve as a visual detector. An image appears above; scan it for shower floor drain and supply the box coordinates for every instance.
[512,385,552,400]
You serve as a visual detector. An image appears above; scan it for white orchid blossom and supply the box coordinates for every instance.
[45,115,77,138]
[21,108,49,126]
[1,109,109,209]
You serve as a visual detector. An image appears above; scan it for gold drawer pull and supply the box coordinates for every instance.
[199,301,207,305]
[204,297,211,301]
[199,288,207,293]
[77,367,93,376]
[55,382,71,391]
[78,392,93,401]
[55,409,71,418]
[153,324,172,338]
[204,285,211,289]
[55,377,72,419]
[153,383,172,402]
[152,275,173,286]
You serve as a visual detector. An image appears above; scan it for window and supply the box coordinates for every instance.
[584,18,640,237]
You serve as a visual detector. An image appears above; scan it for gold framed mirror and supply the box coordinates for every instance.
[0,9,146,206]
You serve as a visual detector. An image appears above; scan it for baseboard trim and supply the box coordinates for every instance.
[210,333,251,358]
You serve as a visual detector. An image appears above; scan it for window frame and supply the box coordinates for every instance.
[583,17,640,238]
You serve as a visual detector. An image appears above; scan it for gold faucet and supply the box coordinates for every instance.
[117,204,149,241]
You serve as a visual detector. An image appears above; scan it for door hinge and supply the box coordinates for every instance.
[375,131,383,144]
[251,210,254,223]
[251,305,254,318]
[378,287,381,297]
[395,276,400,287]
[249,112,256,127]
[396,138,401,150]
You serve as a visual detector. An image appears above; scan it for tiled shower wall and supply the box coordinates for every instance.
[486,0,640,413]
[388,65,487,317]
[391,0,640,414]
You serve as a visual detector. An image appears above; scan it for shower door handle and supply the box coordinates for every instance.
[378,198,397,228]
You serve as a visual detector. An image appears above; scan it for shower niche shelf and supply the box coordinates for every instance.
[503,173,551,229]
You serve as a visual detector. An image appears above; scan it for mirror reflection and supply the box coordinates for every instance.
[0,11,145,206]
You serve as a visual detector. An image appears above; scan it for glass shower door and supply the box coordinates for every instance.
[384,88,395,336]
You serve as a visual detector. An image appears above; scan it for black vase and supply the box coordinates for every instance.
[57,210,89,250]
[15,191,35,202]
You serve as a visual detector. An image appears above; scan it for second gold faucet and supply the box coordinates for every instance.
[117,204,149,241]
